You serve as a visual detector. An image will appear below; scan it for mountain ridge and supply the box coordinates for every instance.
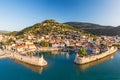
[65,22,119,36]
[7,20,92,38]
[5,20,120,36]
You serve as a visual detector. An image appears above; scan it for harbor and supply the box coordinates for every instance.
[0,49,47,66]
[74,47,118,64]
[0,50,120,80]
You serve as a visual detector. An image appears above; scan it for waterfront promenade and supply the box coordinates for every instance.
[0,49,47,66]
[37,47,60,51]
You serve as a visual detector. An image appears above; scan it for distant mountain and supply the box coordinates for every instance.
[0,30,10,34]
[65,22,120,36]
[7,20,120,36]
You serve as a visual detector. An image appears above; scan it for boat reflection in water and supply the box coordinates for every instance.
[13,59,44,73]
[79,54,114,71]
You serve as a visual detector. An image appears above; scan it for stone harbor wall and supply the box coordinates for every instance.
[10,53,47,66]
[0,50,47,66]
[74,47,118,64]
[38,47,60,51]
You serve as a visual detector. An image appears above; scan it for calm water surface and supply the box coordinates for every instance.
[0,50,120,80]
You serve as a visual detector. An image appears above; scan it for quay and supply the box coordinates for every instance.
[74,47,118,64]
[19,47,61,55]
[0,49,48,66]
[37,47,60,51]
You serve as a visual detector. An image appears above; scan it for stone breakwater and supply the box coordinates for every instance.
[74,47,118,64]
[0,50,48,66]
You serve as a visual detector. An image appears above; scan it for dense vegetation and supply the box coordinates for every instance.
[34,41,51,47]
[65,22,112,29]
[7,20,88,37]
[78,47,87,56]
[4,20,120,36]
[5,31,18,36]
[65,22,120,36]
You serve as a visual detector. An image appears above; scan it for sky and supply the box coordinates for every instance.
[0,0,120,31]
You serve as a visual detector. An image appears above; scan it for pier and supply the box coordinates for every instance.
[74,47,118,64]
[0,49,48,66]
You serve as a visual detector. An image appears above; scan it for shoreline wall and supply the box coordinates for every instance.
[0,50,48,66]
[74,47,118,64]
[37,47,60,51]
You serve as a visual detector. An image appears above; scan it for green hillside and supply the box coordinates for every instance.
[17,20,82,36]
[65,22,120,36]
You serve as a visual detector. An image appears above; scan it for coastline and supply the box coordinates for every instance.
[0,49,48,66]
[37,47,60,51]
[74,47,118,65]
[0,47,63,66]
[79,54,114,71]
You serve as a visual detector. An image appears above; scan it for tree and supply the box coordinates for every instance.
[78,48,87,56]
[6,38,15,45]
[40,41,50,47]
[0,41,4,45]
